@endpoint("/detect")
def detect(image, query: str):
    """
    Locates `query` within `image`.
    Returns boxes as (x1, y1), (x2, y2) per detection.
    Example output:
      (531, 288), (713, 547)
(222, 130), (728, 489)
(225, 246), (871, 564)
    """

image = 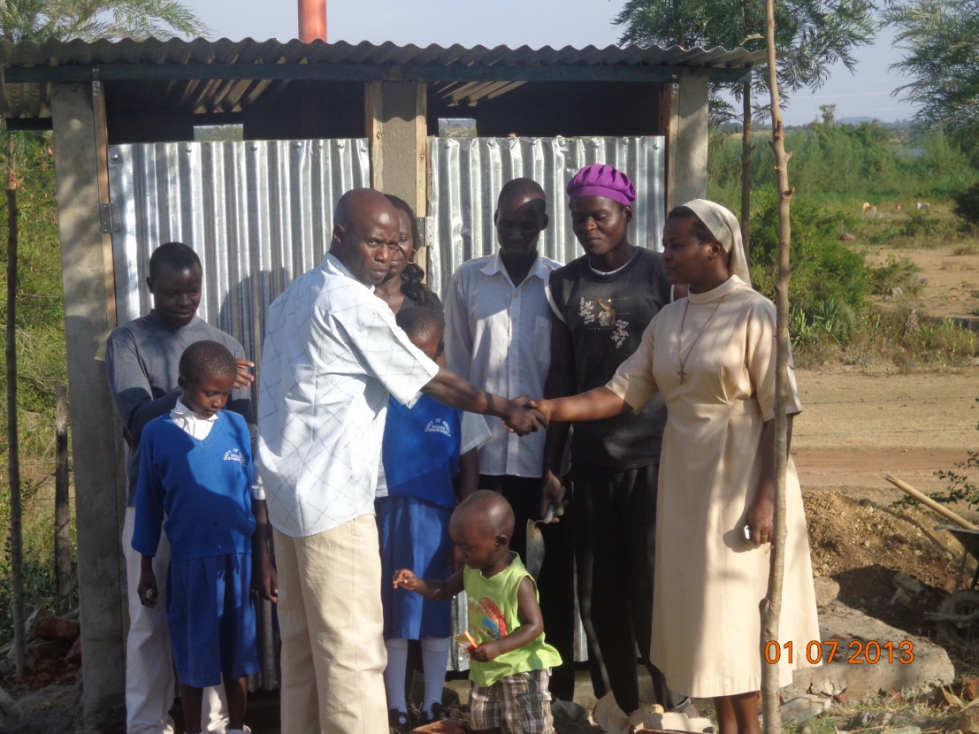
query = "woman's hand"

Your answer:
(746, 489), (774, 545)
